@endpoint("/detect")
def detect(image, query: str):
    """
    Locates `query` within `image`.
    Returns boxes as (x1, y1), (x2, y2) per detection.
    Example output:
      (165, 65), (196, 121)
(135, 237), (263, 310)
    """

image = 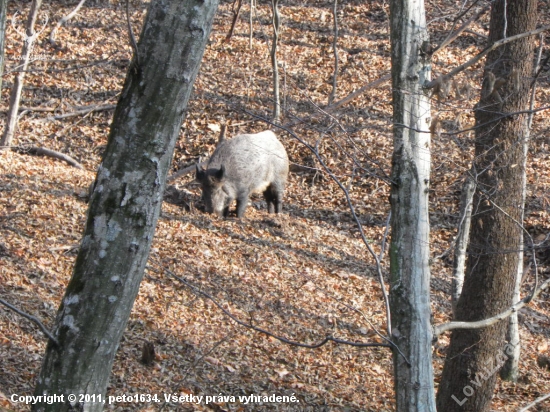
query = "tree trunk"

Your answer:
(328, 0), (338, 105)
(32, 1), (219, 410)
(451, 175), (475, 317)
(270, 0), (281, 121)
(0, 0), (43, 150)
(436, 1), (537, 410)
(388, 0), (436, 410)
(0, 0), (8, 98)
(501, 32), (543, 382)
